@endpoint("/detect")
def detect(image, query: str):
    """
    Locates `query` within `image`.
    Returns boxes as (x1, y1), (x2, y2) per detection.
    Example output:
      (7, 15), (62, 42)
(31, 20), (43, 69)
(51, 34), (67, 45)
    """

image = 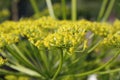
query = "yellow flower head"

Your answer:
(44, 23), (87, 54)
